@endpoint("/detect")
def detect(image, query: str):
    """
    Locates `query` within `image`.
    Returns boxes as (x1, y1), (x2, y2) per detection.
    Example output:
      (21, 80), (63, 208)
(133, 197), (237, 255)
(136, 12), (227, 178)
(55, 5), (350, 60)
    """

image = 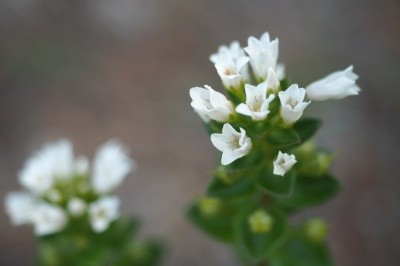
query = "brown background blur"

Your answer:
(1, 1), (399, 265)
